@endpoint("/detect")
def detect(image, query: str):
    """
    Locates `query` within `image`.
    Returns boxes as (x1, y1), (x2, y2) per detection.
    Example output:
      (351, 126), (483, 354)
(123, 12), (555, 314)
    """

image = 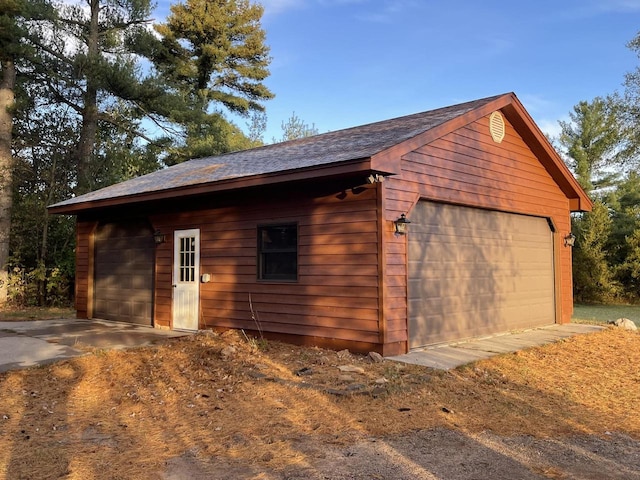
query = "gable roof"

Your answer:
(49, 93), (591, 214)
